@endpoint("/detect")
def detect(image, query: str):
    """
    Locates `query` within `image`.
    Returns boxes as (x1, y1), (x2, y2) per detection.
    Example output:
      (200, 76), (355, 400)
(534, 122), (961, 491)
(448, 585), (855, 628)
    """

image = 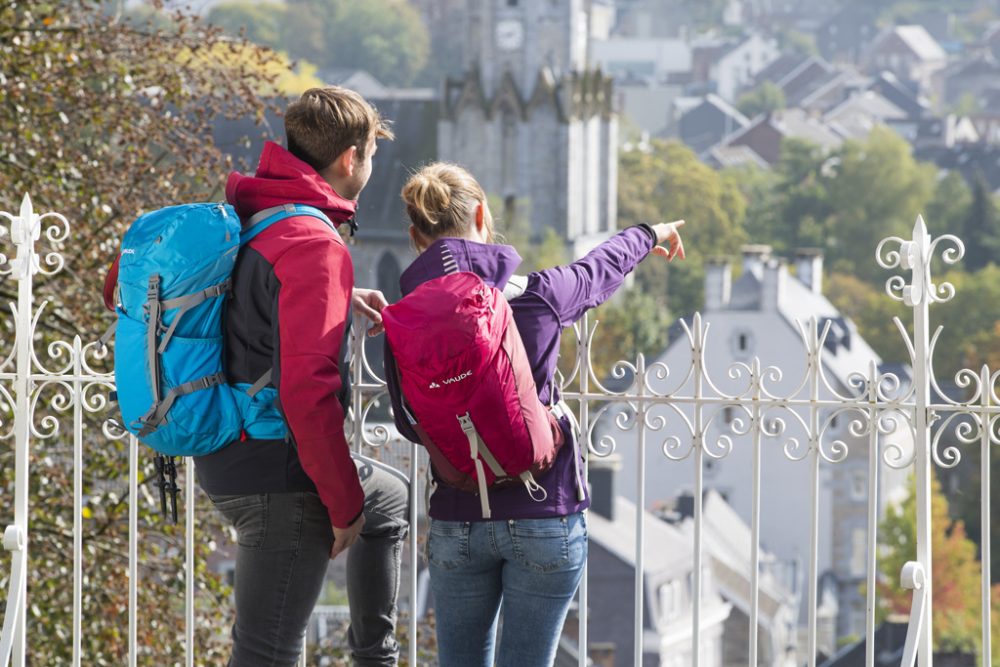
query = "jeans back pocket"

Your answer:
(211, 494), (269, 549)
(427, 520), (471, 570)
